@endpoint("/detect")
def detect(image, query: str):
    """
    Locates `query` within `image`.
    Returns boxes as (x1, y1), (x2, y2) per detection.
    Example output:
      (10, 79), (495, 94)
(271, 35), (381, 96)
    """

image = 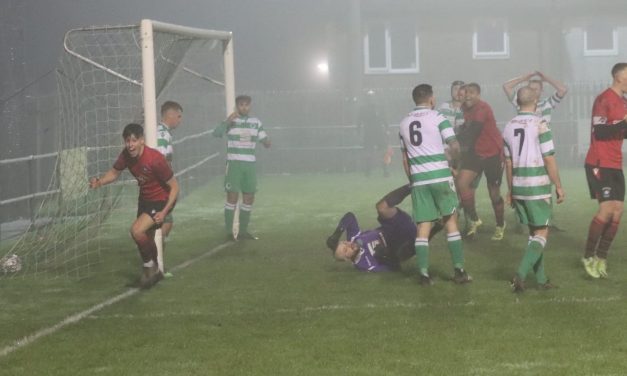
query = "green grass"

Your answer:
(2, 169), (627, 375)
